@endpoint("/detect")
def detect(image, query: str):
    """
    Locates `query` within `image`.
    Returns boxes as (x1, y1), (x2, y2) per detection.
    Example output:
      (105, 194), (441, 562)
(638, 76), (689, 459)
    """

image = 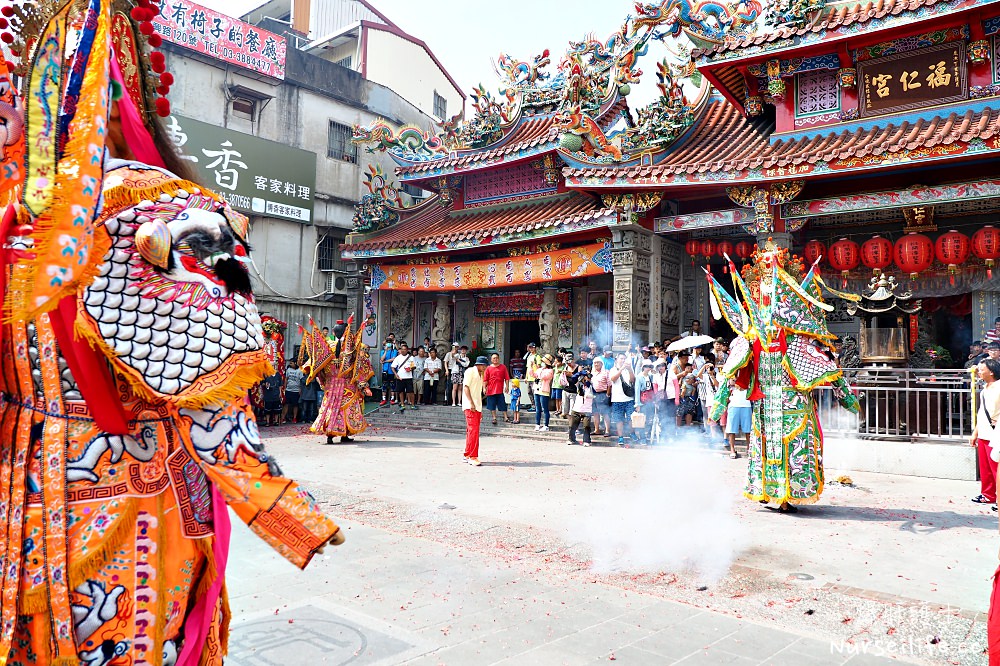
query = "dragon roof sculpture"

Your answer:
(350, 0), (759, 170)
